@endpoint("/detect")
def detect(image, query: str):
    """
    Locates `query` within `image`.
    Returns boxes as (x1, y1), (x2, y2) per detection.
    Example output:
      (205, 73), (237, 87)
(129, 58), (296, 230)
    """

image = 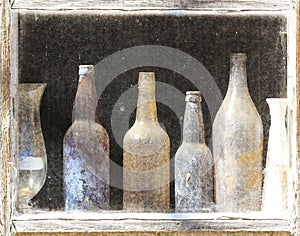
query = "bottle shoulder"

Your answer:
(212, 97), (263, 154)
(63, 120), (110, 163)
(175, 142), (212, 159)
(124, 122), (168, 141)
(64, 120), (109, 143)
(123, 122), (170, 156)
(214, 96), (262, 127)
